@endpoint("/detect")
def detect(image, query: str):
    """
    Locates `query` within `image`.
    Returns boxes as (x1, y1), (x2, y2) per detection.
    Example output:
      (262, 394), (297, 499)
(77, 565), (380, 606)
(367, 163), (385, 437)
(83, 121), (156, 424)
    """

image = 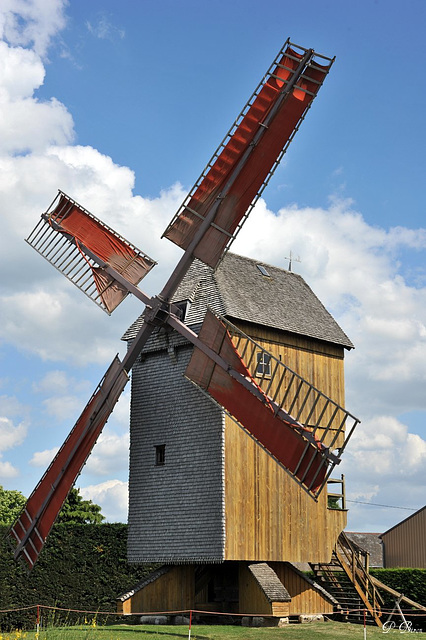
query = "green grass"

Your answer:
(0, 622), (402, 640)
